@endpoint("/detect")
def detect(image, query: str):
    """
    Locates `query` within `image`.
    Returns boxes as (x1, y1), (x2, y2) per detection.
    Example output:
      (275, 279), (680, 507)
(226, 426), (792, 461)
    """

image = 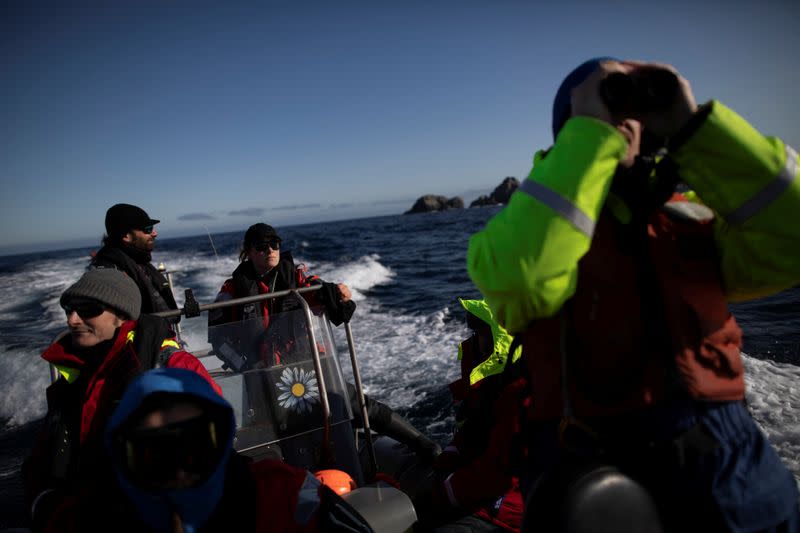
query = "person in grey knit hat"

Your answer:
(61, 269), (142, 320)
(58, 269), (142, 349)
(23, 270), (220, 529)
